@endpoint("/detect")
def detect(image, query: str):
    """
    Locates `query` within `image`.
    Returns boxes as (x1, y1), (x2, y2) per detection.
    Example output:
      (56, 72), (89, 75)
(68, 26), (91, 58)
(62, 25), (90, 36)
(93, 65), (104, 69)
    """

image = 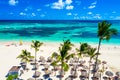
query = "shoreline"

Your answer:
(1, 40), (120, 46)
